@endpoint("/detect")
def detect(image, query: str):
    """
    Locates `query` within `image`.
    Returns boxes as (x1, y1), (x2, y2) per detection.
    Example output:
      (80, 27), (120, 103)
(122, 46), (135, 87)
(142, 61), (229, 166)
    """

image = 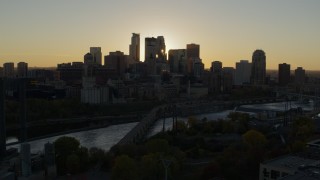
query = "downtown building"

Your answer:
(294, 67), (305, 85)
(90, 47), (102, 65)
(145, 36), (168, 75)
(129, 33), (140, 63)
(235, 60), (252, 85)
(104, 51), (129, 77)
(186, 43), (204, 78)
(168, 49), (187, 74)
(17, 62), (28, 78)
(3, 62), (15, 77)
(278, 63), (291, 86)
(251, 50), (266, 85)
